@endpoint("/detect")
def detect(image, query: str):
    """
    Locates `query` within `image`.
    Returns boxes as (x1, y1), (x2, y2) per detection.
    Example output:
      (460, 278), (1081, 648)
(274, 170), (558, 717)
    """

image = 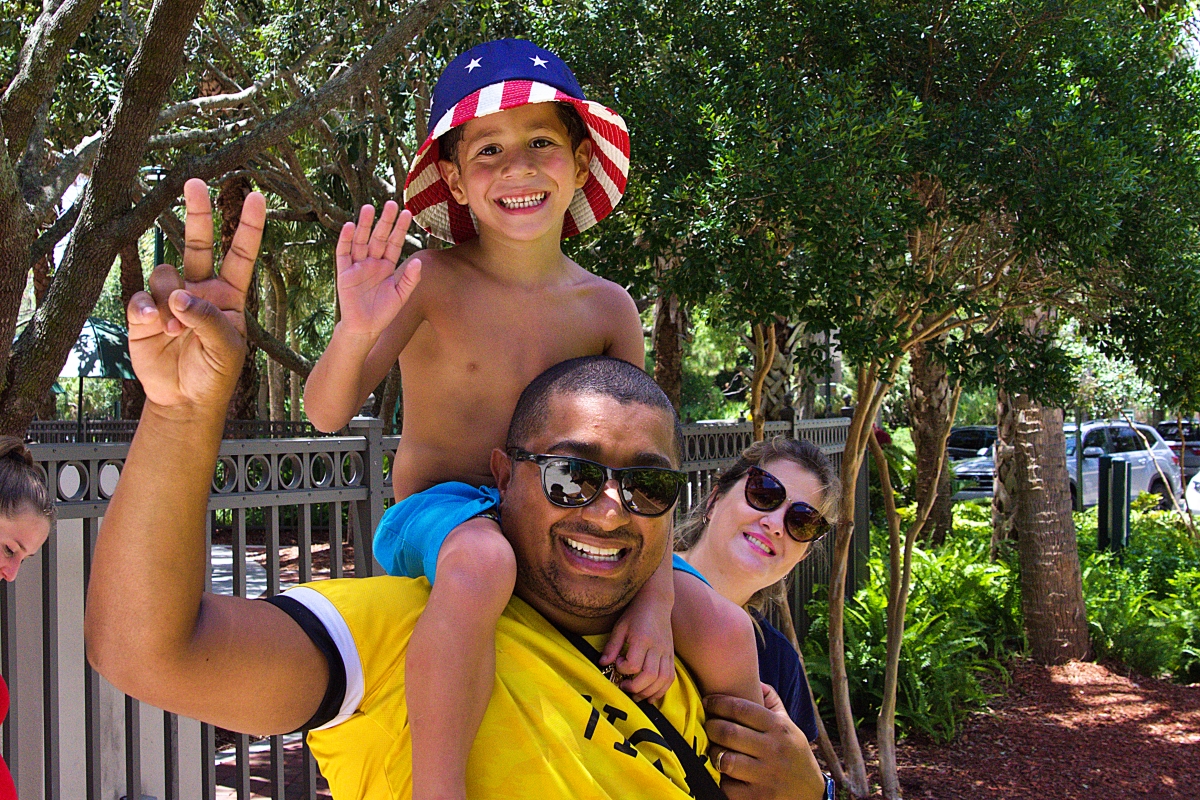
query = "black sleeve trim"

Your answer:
(263, 594), (347, 732)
